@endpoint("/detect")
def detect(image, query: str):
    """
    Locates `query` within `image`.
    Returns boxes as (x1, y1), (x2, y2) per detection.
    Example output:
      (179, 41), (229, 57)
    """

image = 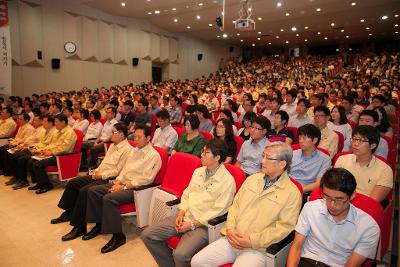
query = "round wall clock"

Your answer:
(64, 41), (77, 54)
